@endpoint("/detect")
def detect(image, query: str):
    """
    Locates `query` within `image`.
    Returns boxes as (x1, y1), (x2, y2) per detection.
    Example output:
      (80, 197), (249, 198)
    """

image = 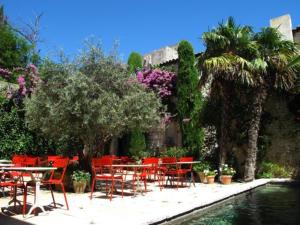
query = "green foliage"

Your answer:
(204, 169), (218, 176)
(193, 161), (211, 172)
(127, 52), (143, 74)
(0, 97), (60, 159)
(177, 40), (204, 157)
(257, 161), (292, 178)
(71, 170), (91, 182)
(160, 146), (186, 158)
(128, 129), (146, 158)
(0, 24), (32, 72)
(220, 164), (236, 176)
(25, 42), (161, 156)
